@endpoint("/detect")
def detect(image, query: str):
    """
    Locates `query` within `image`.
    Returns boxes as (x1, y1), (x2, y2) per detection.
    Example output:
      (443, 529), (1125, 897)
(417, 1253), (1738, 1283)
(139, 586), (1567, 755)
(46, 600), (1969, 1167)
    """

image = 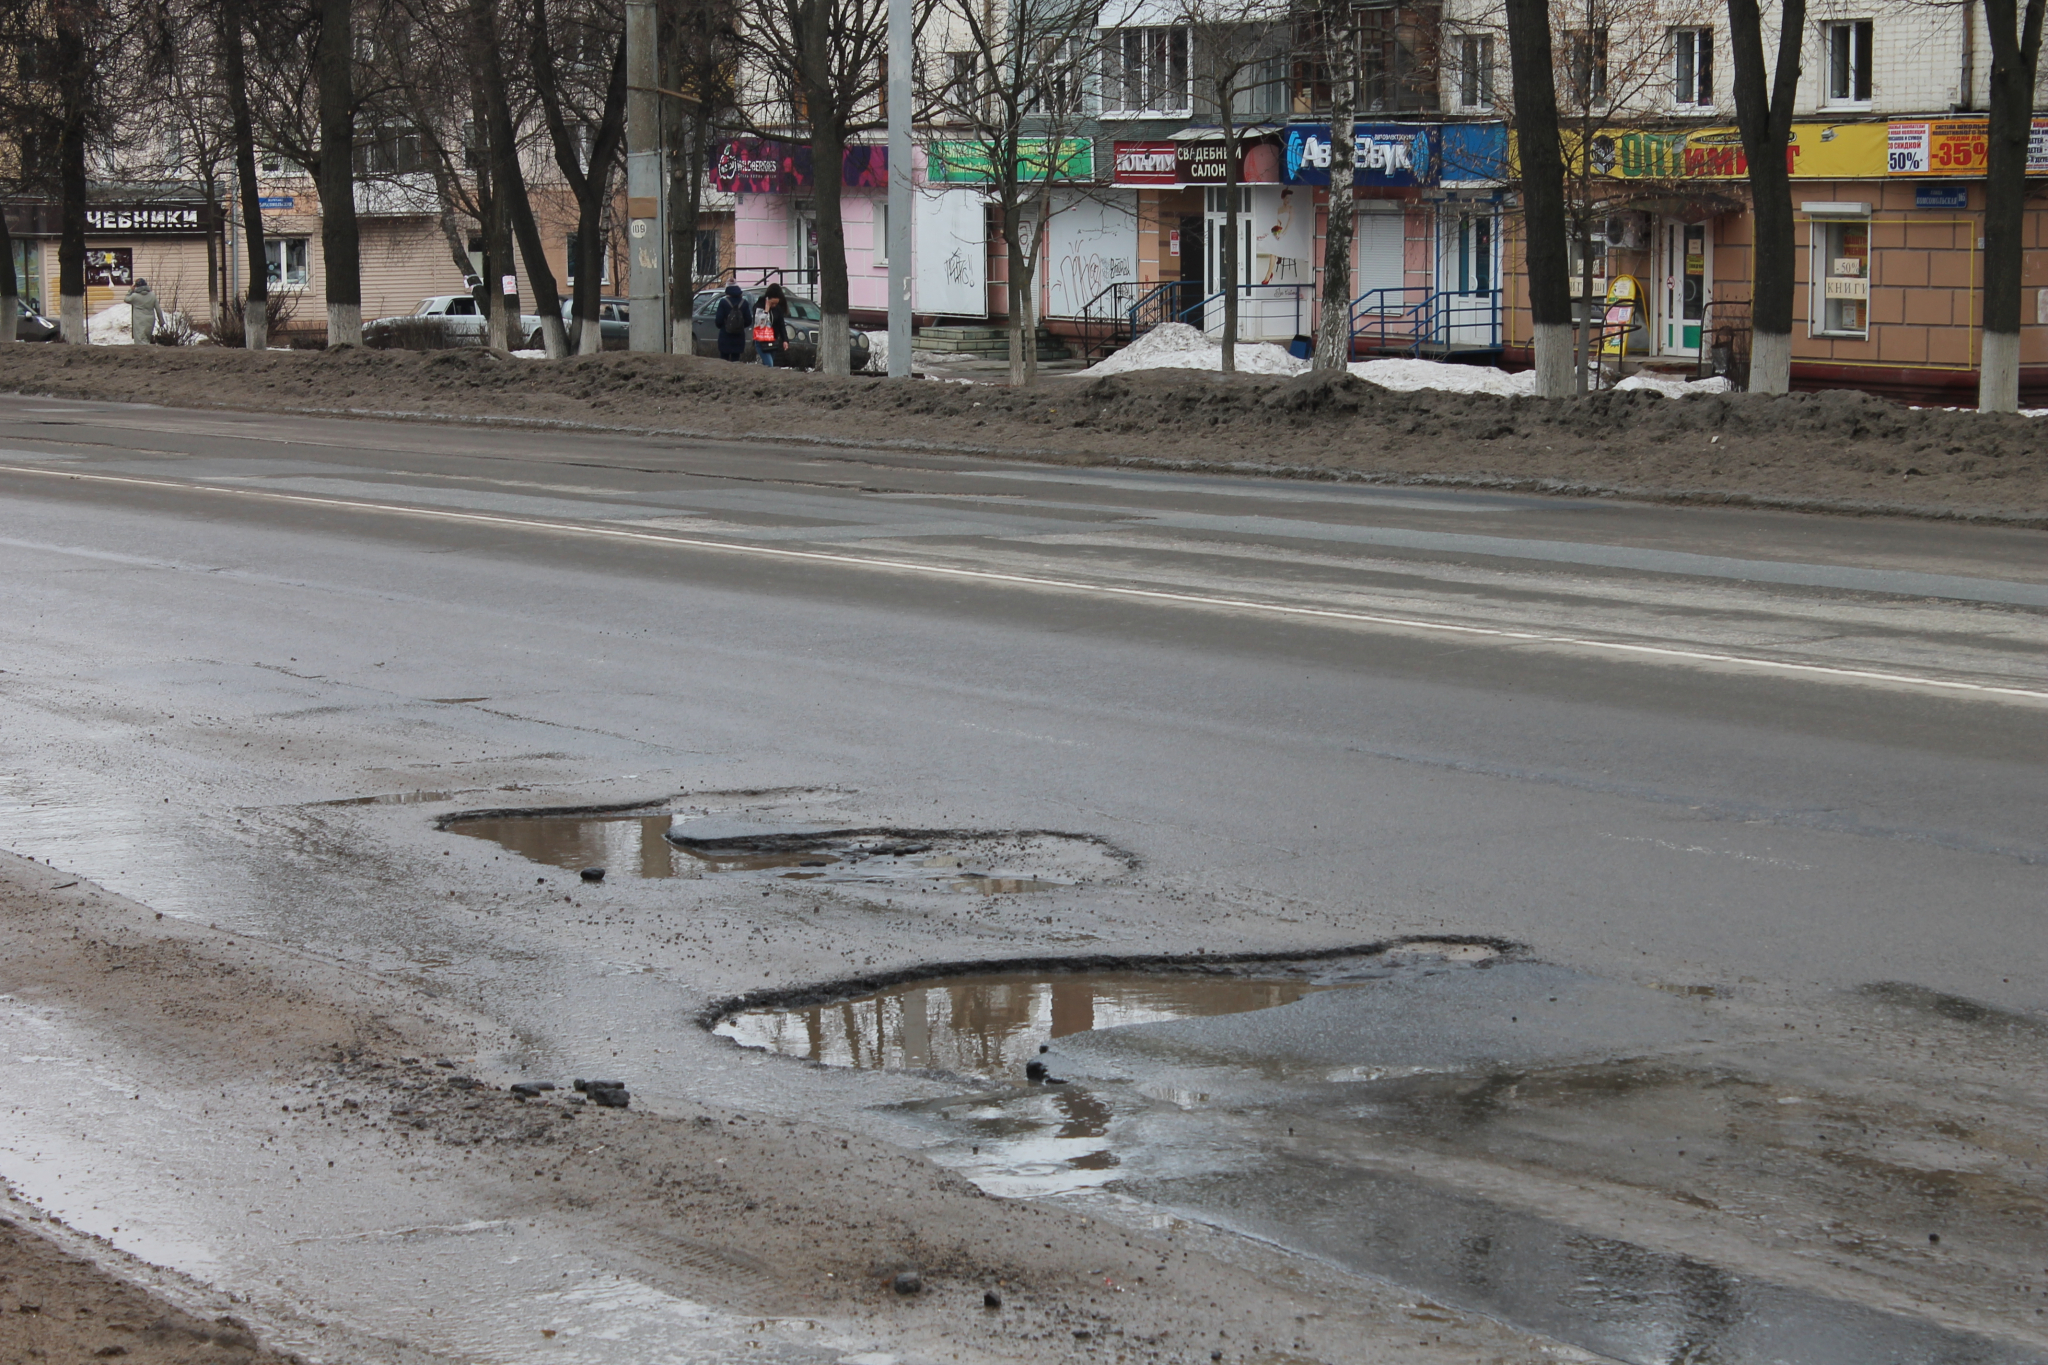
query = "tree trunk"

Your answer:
(1504, 0), (1571, 395)
(1980, 0), (2046, 411)
(222, 0), (270, 349)
(317, 0), (362, 345)
(1222, 121), (1239, 374)
(1727, 0), (1804, 394)
(1006, 195), (1027, 387)
(797, 0), (850, 374)
(667, 92), (706, 355)
(1312, 4), (1356, 371)
(473, 0), (569, 357)
(55, 14), (87, 343)
(0, 196), (16, 344)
